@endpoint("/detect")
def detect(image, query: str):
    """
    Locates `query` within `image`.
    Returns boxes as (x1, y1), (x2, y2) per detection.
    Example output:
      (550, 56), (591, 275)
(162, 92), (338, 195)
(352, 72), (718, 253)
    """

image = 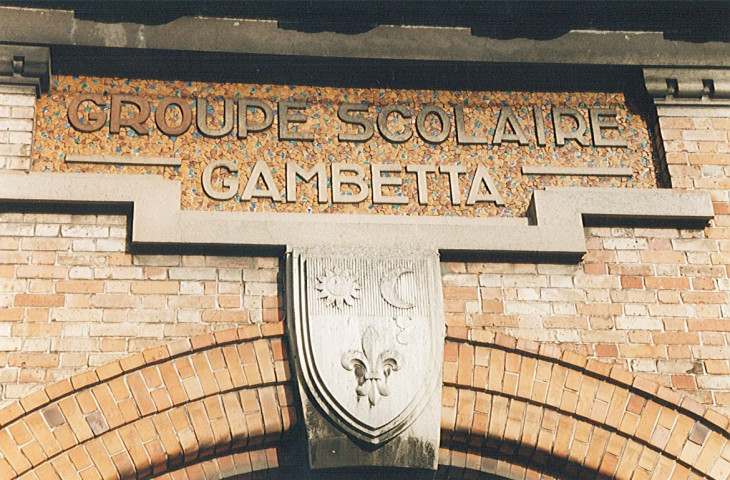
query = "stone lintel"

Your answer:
(0, 44), (50, 95)
(0, 172), (713, 260)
